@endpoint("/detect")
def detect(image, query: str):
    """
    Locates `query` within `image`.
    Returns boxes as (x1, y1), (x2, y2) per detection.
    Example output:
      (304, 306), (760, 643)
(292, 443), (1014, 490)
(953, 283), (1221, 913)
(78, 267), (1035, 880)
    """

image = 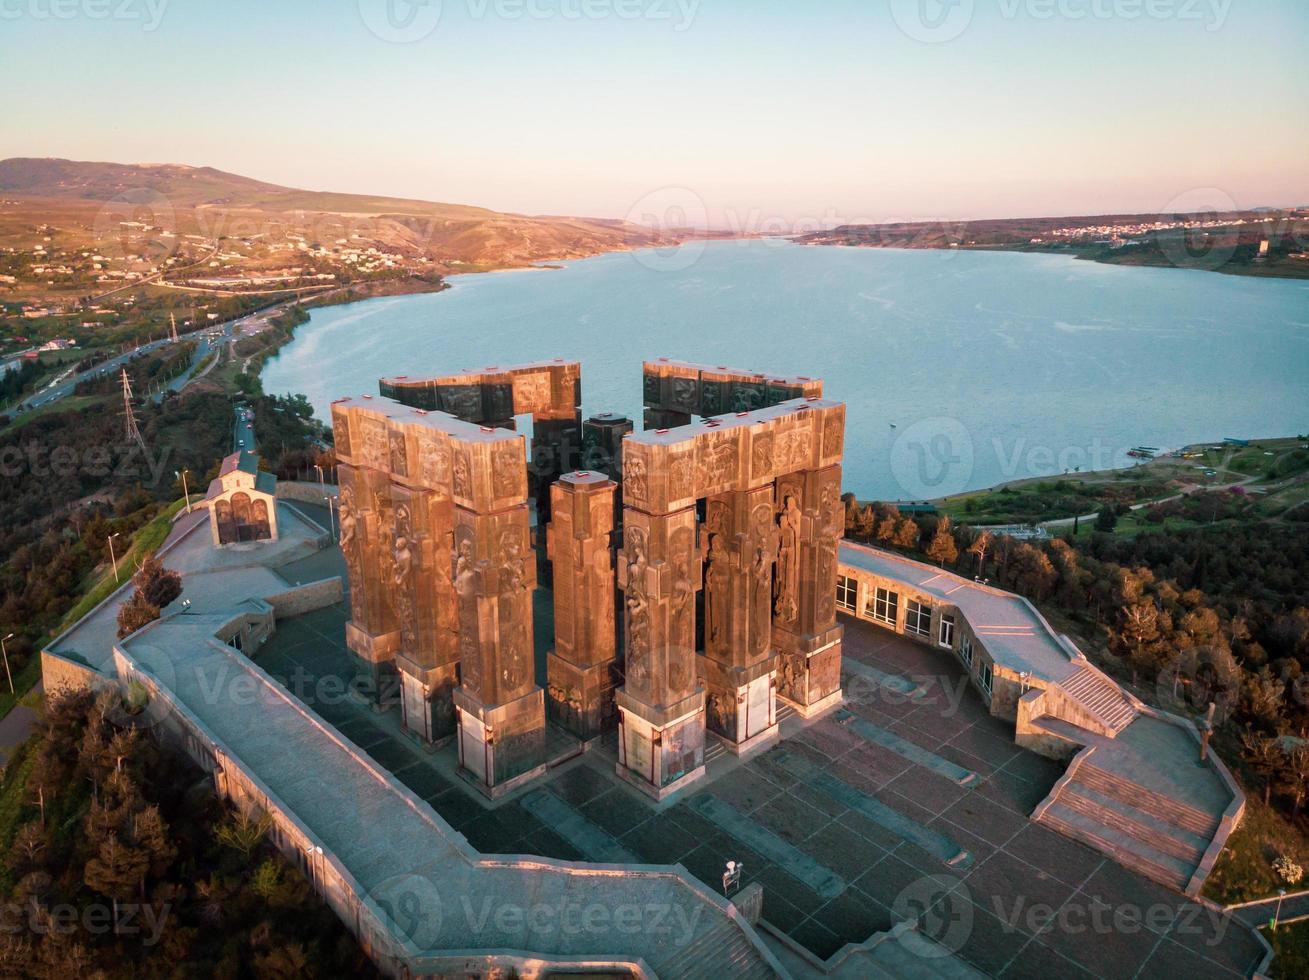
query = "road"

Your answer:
(234, 402), (256, 453)
(13, 300), (293, 413)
